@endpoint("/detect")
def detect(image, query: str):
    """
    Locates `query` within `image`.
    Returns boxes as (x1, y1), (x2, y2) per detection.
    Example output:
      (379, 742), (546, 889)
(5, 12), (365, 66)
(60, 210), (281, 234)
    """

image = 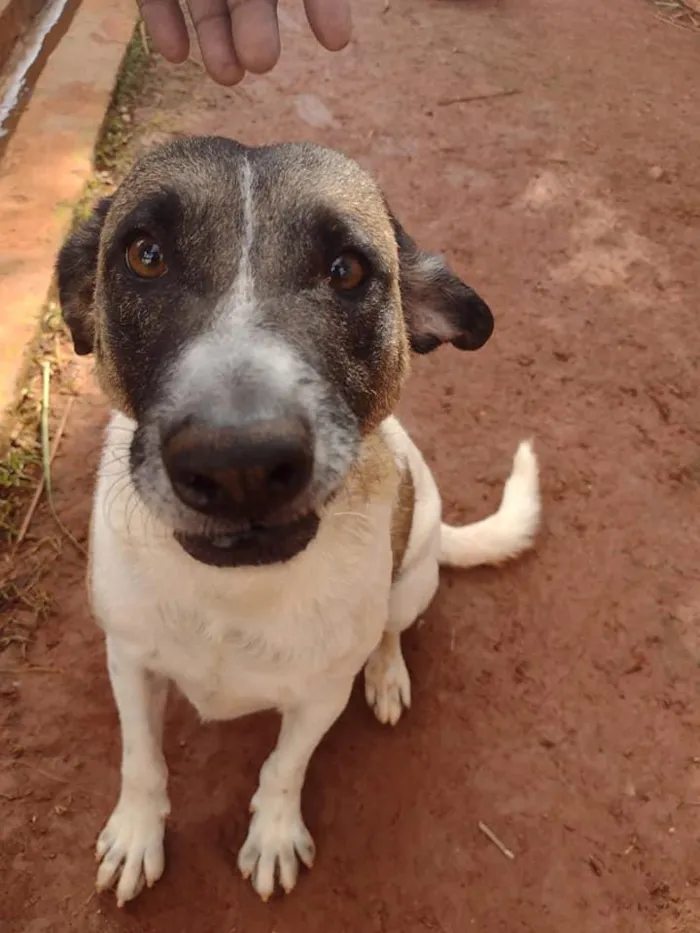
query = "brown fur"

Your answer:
(390, 462), (416, 580)
(340, 431), (415, 579)
(342, 430), (400, 511)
